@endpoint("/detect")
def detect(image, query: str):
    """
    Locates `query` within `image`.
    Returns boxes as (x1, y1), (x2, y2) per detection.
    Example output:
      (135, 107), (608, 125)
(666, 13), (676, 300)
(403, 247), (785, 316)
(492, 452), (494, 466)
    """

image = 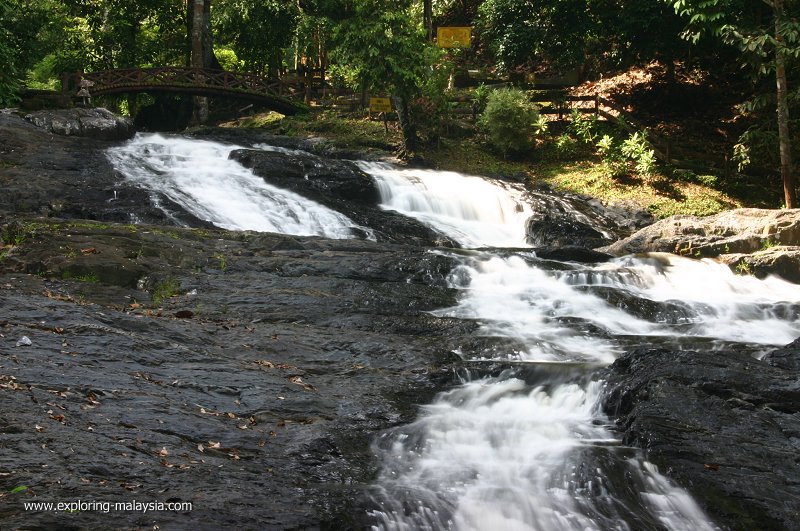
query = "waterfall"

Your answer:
(106, 136), (800, 529)
(106, 133), (365, 239)
(358, 162), (535, 248)
(362, 162), (800, 530)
